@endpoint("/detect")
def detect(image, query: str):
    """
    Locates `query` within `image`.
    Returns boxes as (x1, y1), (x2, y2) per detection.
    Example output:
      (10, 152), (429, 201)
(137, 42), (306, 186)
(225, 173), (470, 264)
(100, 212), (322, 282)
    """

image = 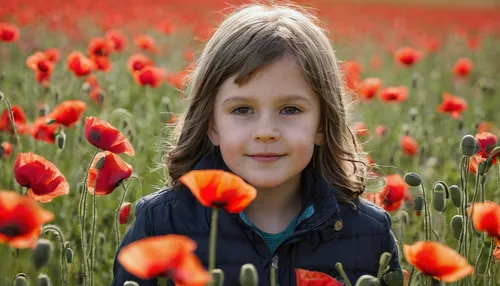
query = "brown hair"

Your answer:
(163, 2), (366, 202)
